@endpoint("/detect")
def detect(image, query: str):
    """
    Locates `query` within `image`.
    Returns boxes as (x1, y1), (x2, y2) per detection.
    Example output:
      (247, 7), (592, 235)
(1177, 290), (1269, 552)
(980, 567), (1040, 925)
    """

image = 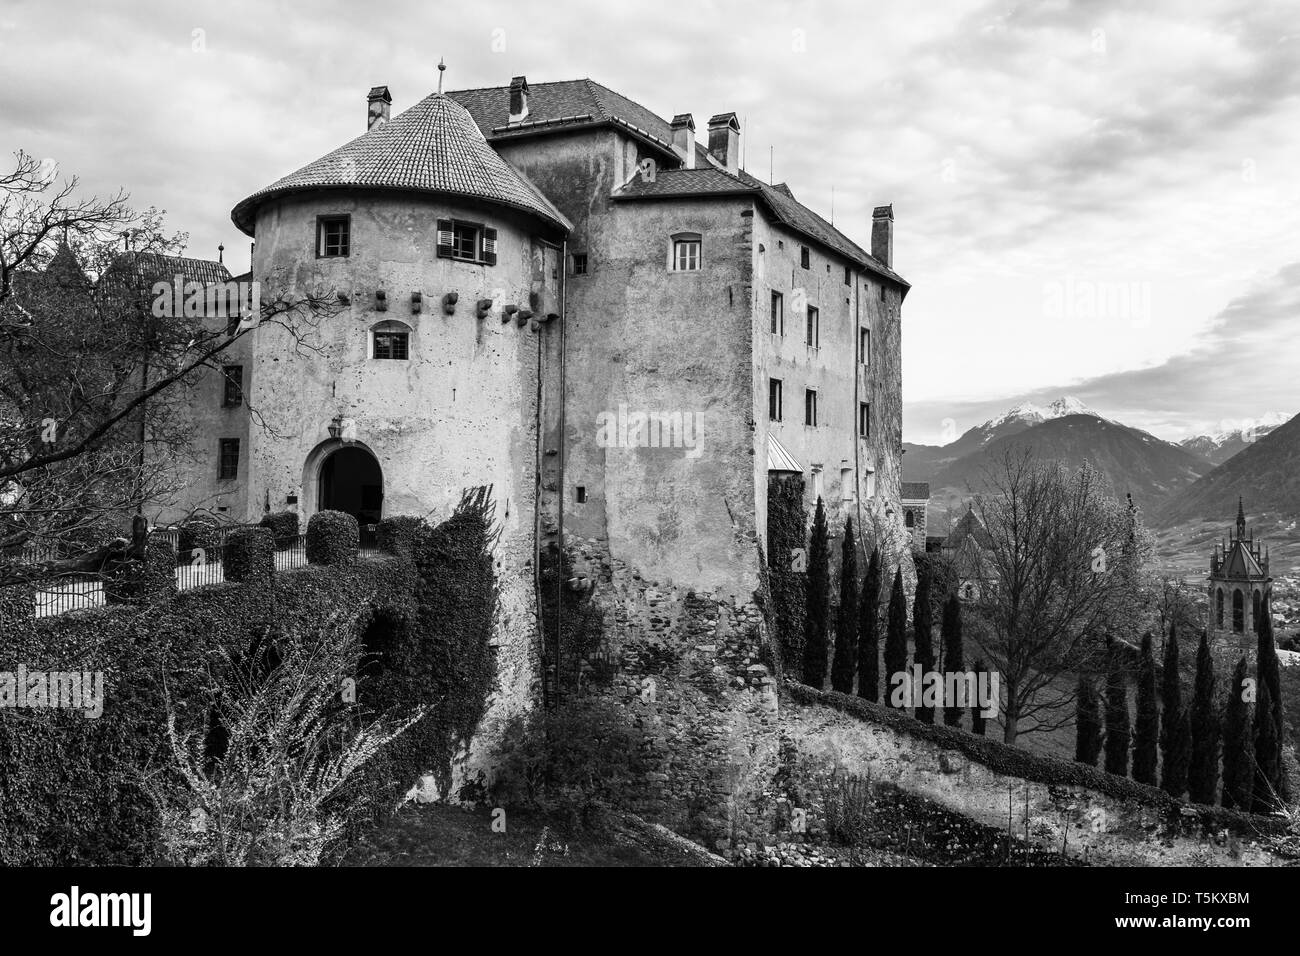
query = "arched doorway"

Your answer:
(319, 446), (383, 547)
